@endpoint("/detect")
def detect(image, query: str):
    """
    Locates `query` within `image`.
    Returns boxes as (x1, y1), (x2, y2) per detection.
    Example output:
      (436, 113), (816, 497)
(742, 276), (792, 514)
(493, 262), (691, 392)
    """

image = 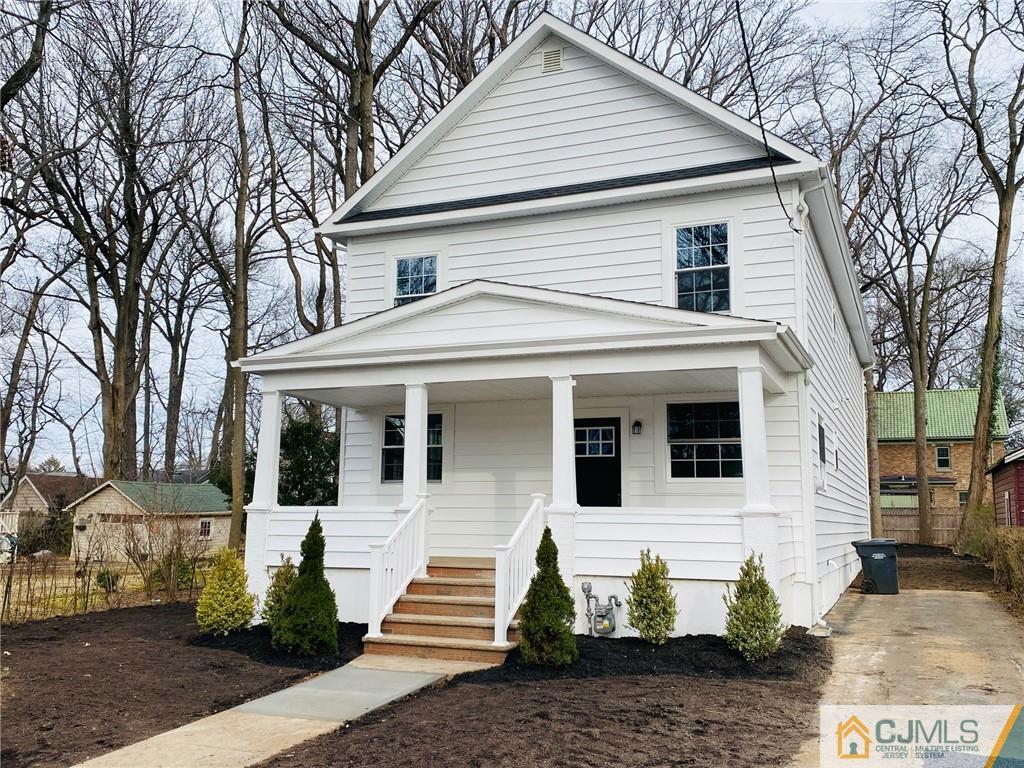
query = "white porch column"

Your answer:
(548, 375), (578, 594)
(401, 383), (429, 509)
(737, 366), (780, 587)
(245, 388), (283, 608)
